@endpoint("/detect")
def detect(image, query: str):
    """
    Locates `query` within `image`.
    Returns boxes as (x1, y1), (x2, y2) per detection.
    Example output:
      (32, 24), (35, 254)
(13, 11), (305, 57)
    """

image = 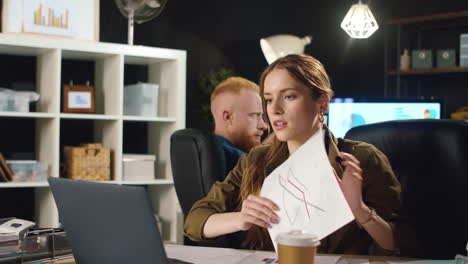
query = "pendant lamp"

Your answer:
(340, 0), (379, 39)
